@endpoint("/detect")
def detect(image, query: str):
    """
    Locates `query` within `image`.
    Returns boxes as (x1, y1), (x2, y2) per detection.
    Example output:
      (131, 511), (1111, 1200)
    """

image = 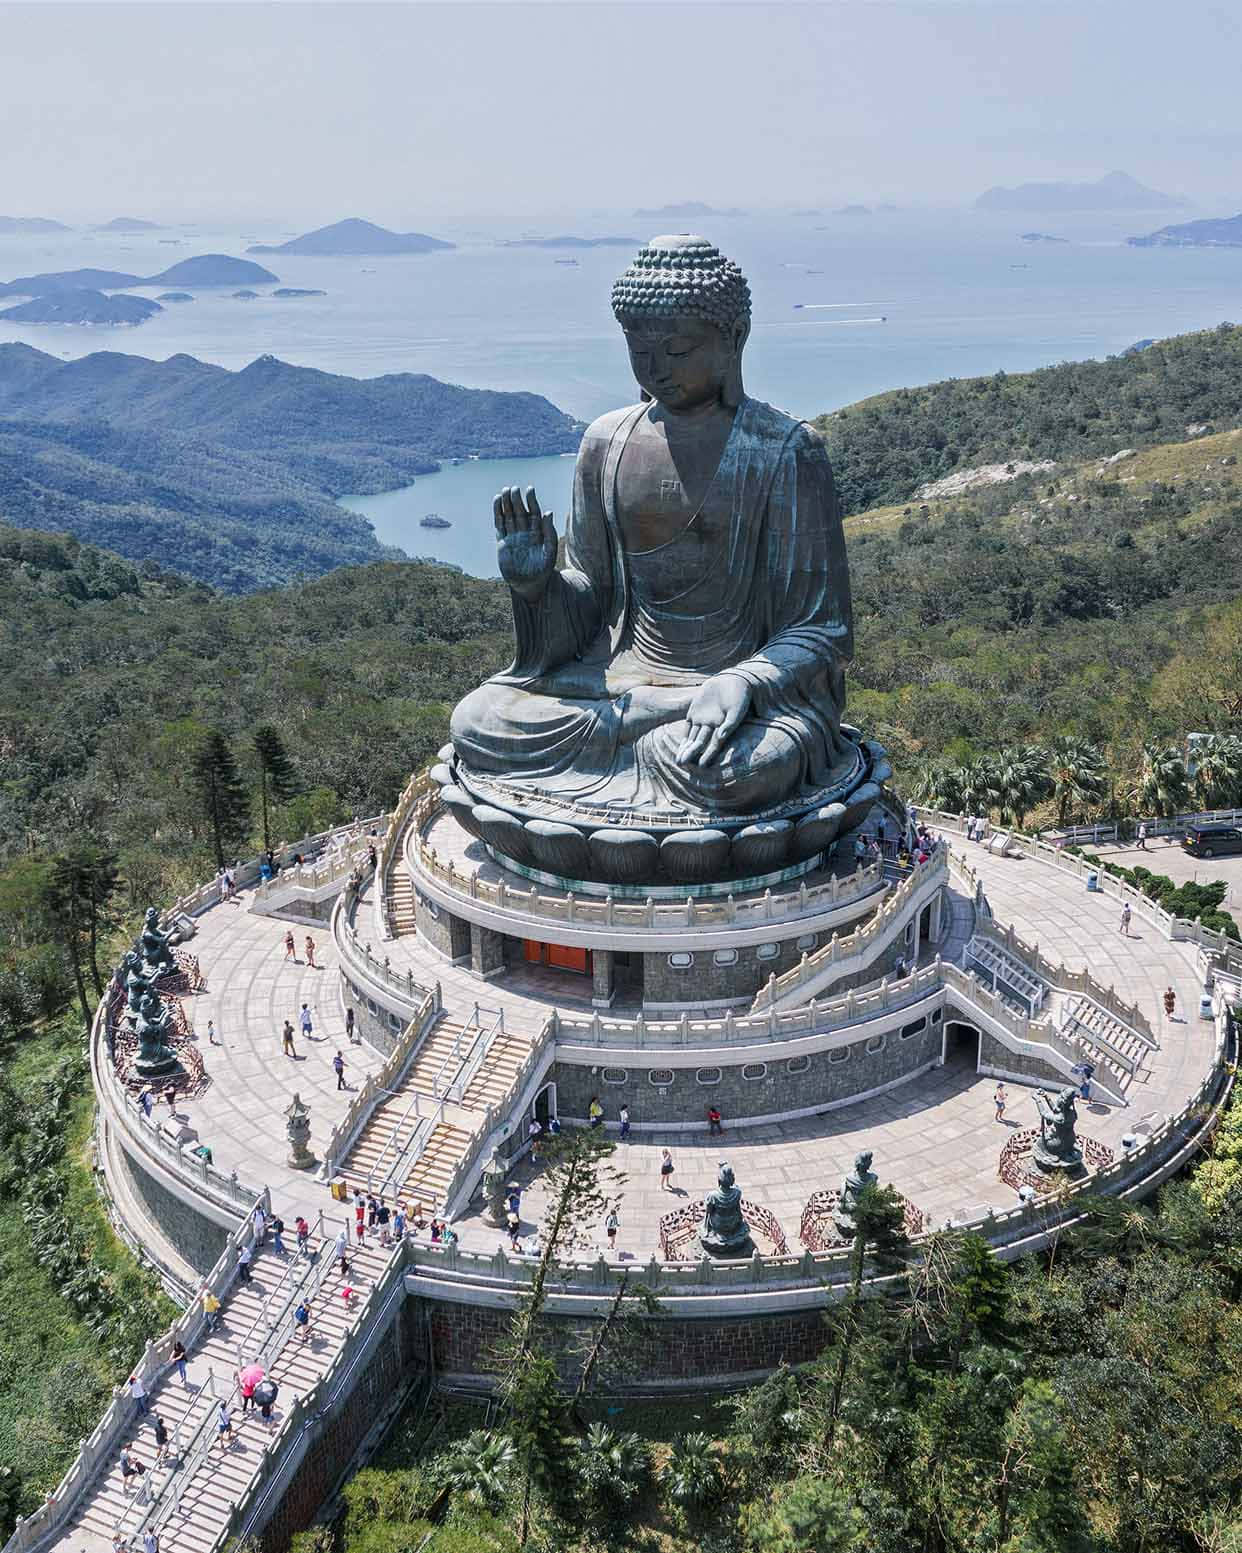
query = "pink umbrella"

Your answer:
(238, 1364), (264, 1394)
